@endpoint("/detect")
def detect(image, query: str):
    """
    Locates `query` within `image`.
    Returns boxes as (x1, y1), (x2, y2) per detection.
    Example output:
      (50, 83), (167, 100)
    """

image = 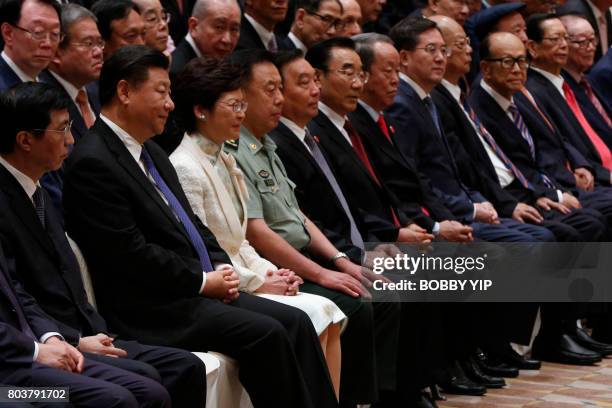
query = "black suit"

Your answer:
(0, 244), (172, 408)
(160, 0), (196, 44)
(308, 110), (409, 242)
(169, 39), (197, 78)
(0, 55), (22, 91)
(0, 164), (207, 408)
(526, 68), (611, 185)
(63, 119), (337, 408)
(235, 15), (291, 51)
